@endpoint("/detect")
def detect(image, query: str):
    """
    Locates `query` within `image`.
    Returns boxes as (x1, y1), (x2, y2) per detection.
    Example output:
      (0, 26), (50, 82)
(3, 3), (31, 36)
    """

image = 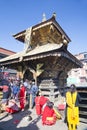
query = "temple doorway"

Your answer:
(23, 69), (33, 81)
